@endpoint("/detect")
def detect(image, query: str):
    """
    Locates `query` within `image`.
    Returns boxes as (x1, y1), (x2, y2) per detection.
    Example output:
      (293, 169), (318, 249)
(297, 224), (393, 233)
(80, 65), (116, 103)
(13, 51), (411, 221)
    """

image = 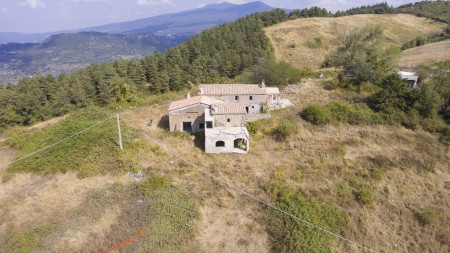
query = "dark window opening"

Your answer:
(245, 106), (249, 113)
(182, 122), (192, 133)
(250, 96), (253, 100)
(251, 106), (255, 109)
(227, 118), (230, 123)
(206, 121), (213, 128)
(199, 123), (205, 129)
(235, 96), (239, 101)
(216, 141), (225, 147)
